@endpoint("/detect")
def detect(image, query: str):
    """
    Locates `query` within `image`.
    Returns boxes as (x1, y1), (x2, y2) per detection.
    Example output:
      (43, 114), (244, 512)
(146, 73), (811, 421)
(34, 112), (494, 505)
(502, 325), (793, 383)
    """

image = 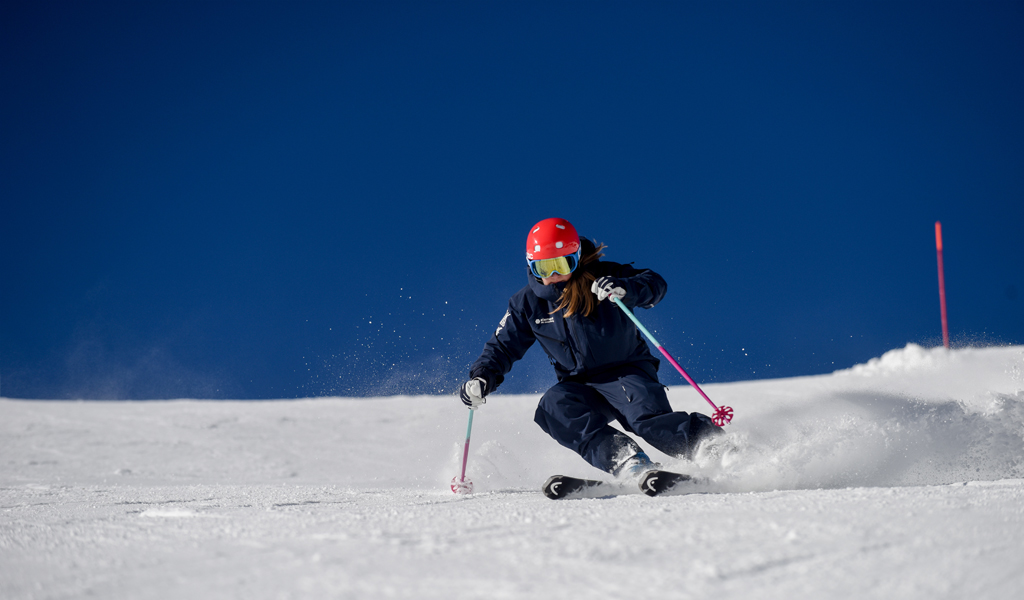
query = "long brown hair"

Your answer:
(552, 240), (607, 318)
